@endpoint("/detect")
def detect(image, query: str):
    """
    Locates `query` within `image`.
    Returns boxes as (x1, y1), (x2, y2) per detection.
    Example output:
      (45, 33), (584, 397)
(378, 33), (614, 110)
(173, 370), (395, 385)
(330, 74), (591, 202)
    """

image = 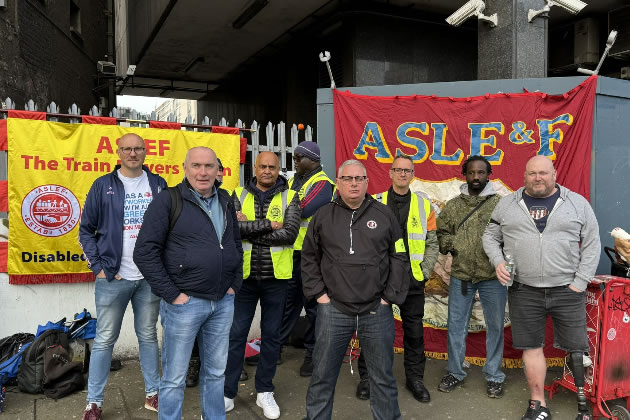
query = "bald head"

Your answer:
(524, 156), (557, 198)
(183, 147), (218, 196)
(255, 152), (280, 191)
